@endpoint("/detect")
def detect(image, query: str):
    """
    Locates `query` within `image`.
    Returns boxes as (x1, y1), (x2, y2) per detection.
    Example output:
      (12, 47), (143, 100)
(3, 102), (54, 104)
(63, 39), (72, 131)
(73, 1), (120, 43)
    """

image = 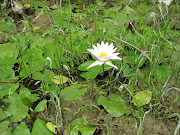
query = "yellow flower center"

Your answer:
(98, 52), (108, 57)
